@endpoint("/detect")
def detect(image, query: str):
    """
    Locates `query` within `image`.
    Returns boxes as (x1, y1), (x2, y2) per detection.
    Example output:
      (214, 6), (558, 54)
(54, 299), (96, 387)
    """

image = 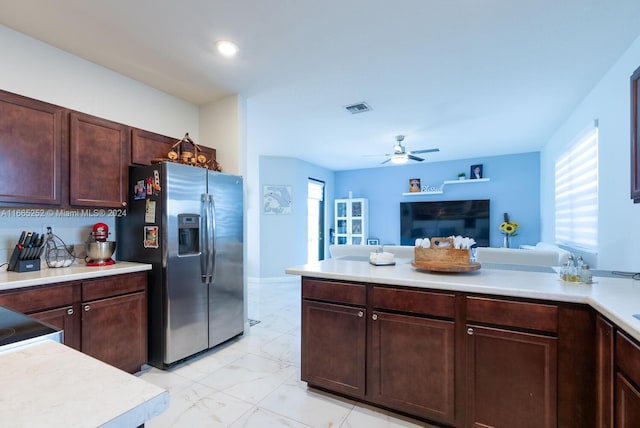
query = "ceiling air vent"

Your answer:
(344, 102), (371, 114)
